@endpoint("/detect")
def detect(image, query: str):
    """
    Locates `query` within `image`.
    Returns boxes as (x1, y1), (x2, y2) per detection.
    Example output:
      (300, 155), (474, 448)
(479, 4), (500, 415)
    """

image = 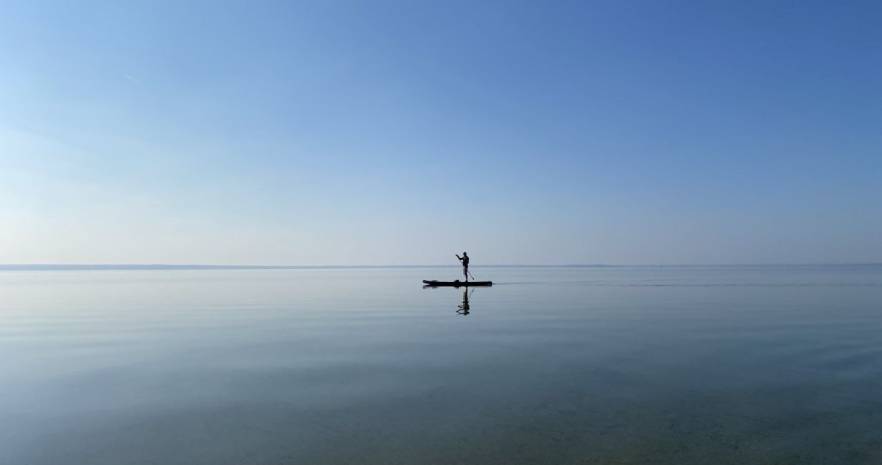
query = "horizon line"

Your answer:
(1, 263), (881, 271)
